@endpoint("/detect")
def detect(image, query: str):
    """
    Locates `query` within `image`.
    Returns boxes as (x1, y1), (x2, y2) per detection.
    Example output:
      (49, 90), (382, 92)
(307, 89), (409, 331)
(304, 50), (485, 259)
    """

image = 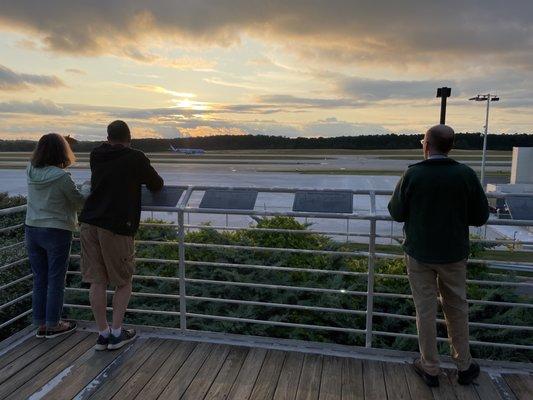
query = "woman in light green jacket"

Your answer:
(25, 133), (86, 338)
